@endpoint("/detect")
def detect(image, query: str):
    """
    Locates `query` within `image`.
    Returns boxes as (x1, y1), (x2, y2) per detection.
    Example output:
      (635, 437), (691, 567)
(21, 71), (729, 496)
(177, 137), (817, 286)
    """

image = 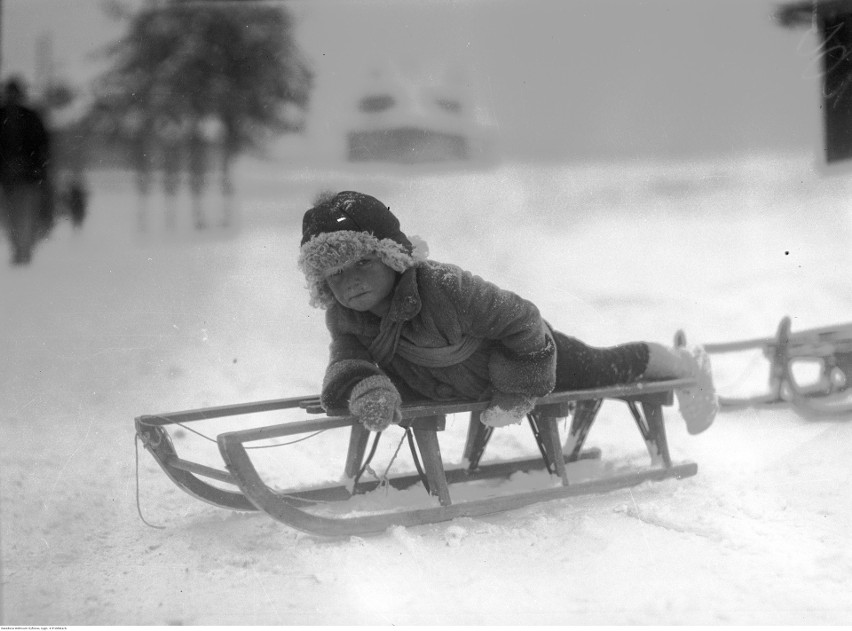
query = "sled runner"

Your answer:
(705, 316), (852, 419)
(136, 378), (698, 536)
